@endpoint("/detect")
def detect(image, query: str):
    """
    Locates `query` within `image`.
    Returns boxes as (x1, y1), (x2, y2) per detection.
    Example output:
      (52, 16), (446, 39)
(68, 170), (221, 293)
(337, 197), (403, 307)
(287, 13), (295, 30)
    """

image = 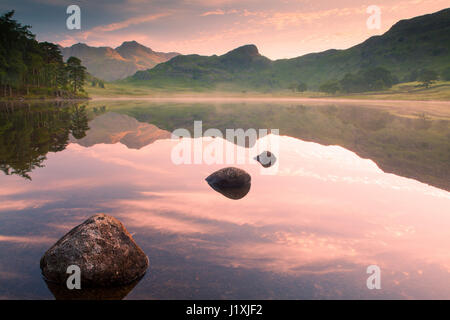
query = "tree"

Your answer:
(66, 56), (86, 93)
(338, 67), (394, 93)
(319, 80), (340, 94)
(0, 11), (86, 97)
(339, 73), (365, 93)
(361, 67), (394, 91)
(418, 69), (438, 88)
(297, 82), (307, 92)
(406, 70), (419, 82)
(288, 81), (307, 92)
(441, 67), (450, 81)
